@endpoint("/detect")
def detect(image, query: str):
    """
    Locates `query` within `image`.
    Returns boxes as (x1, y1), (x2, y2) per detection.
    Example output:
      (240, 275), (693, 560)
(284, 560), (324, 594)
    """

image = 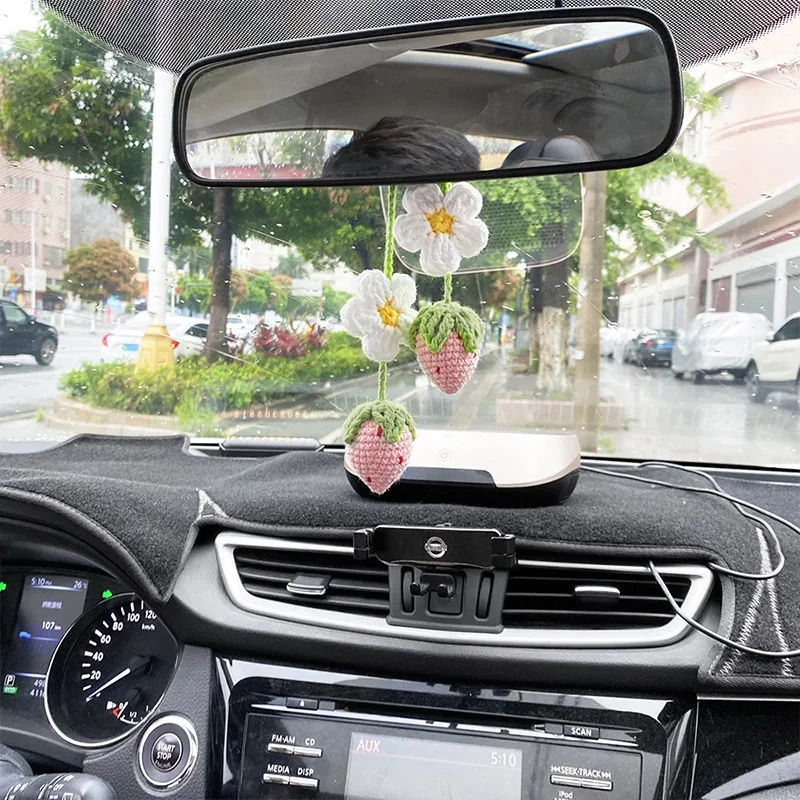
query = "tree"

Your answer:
(62, 239), (138, 303)
(322, 284), (351, 319)
(276, 250), (309, 279)
(0, 15), (275, 360)
(238, 272), (274, 314)
(176, 274), (211, 315)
